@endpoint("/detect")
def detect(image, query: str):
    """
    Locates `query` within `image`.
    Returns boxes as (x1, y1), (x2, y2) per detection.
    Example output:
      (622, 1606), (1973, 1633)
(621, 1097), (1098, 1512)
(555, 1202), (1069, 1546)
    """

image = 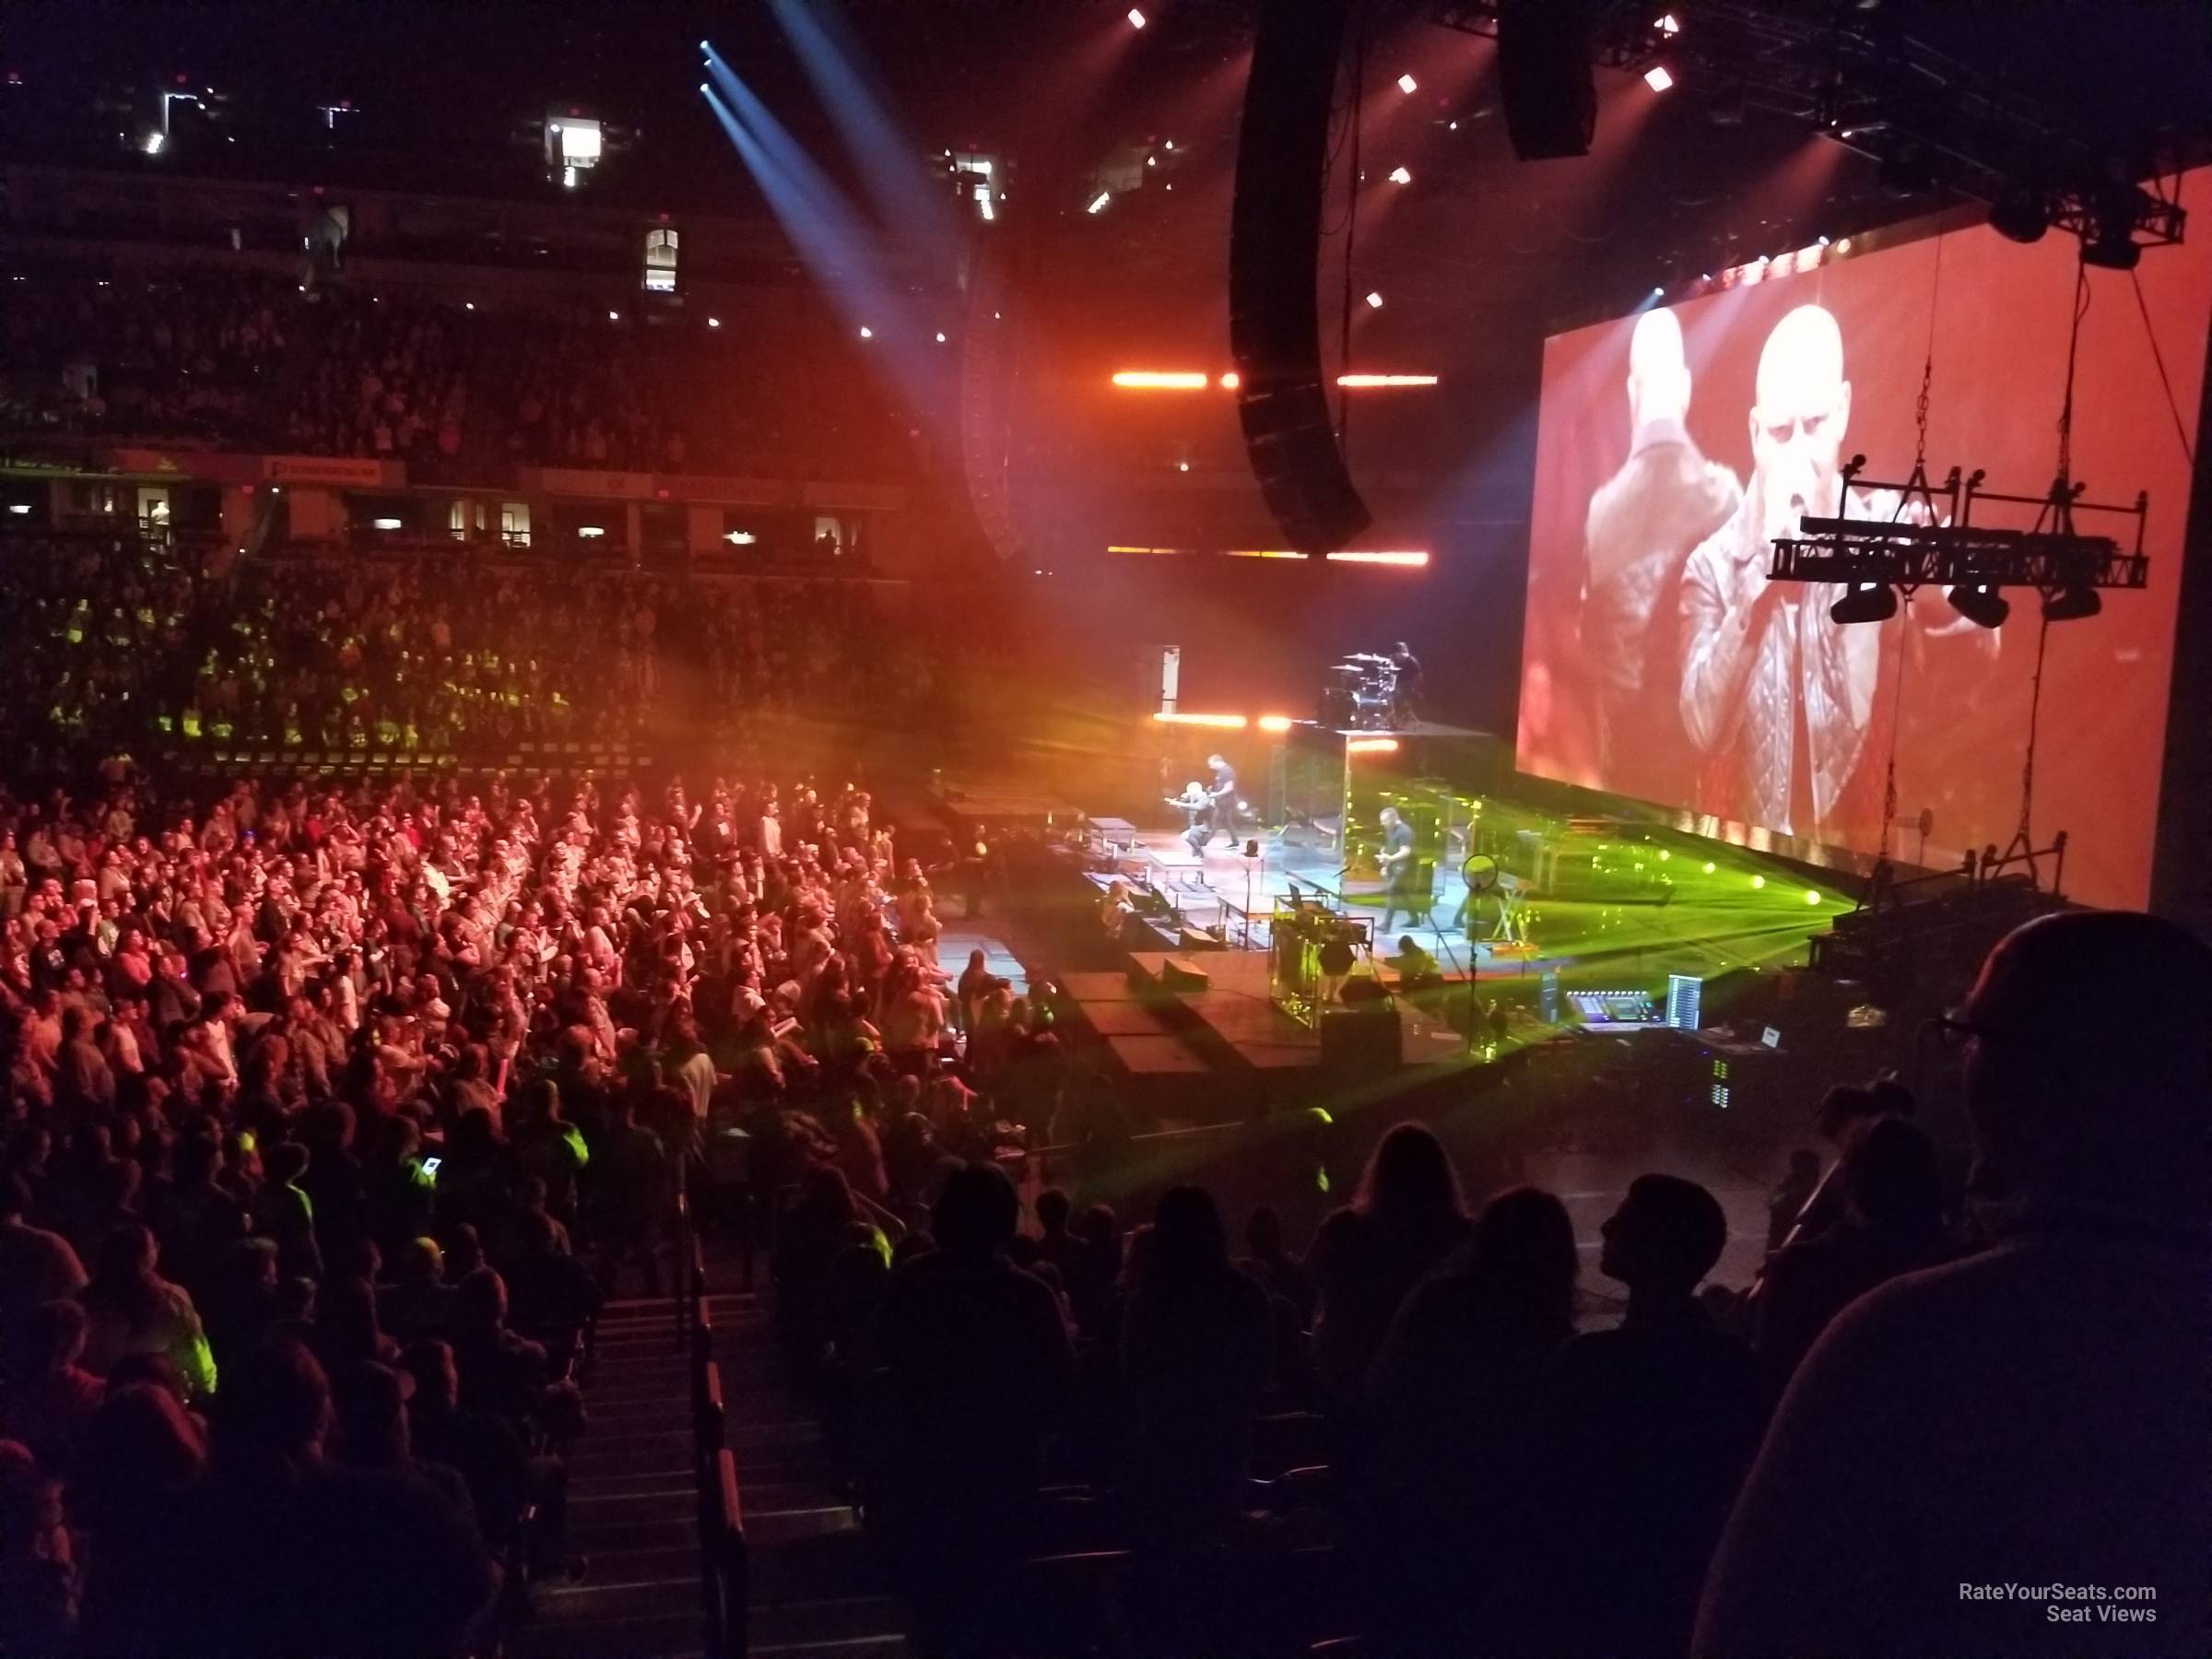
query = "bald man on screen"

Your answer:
(1679, 304), (1884, 841)
(1581, 306), (1741, 804)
